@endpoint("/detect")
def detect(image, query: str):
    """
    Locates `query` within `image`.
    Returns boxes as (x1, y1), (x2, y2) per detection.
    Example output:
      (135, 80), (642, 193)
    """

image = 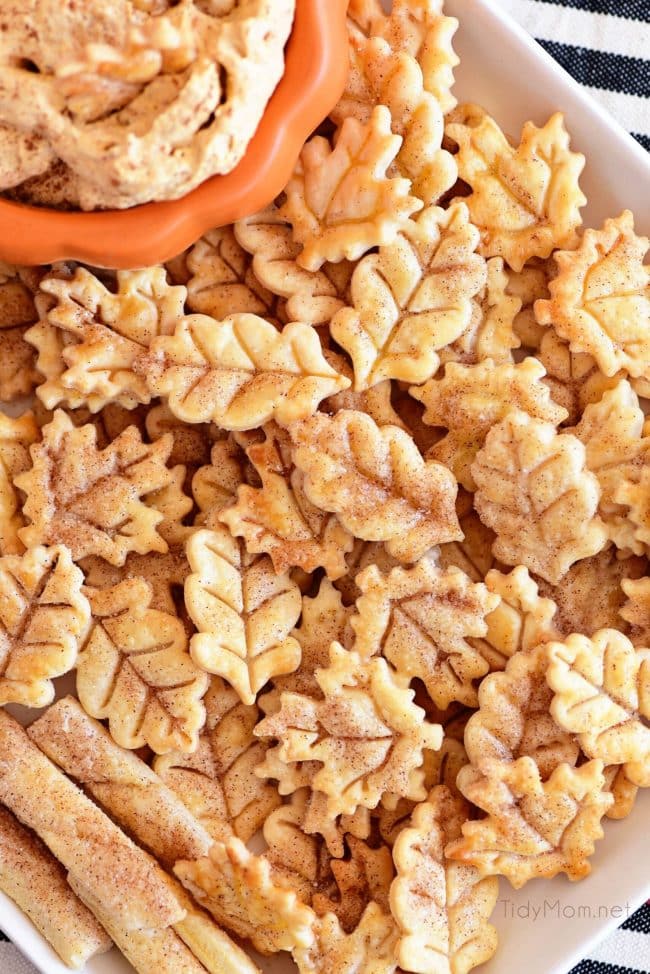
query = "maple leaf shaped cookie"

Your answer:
(144, 313), (349, 430)
(185, 528), (302, 706)
(0, 263), (39, 401)
(154, 676), (280, 843)
(290, 410), (461, 563)
(235, 204), (355, 325)
(352, 559), (499, 708)
(412, 357), (568, 490)
(77, 578), (208, 754)
(0, 545), (90, 707)
(26, 266), (186, 412)
(447, 112), (585, 271)
(463, 642), (578, 782)
(572, 380), (650, 553)
(536, 211), (650, 379)
(331, 203), (486, 389)
(391, 785), (499, 974)
(332, 36), (457, 206)
(15, 410), (173, 566)
(282, 105), (423, 272)
(220, 424), (353, 580)
(0, 411), (39, 556)
(255, 643), (443, 817)
(472, 412), (607, 584)
(538, 329), (619, 427)
(547, 630), (650, 778)
(185, 227), (282, 324)
(469, 565), (559, 672)
(175, 837), (316, 955)
(447, 757), (612, 887)
(293, 902), (398, 974)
